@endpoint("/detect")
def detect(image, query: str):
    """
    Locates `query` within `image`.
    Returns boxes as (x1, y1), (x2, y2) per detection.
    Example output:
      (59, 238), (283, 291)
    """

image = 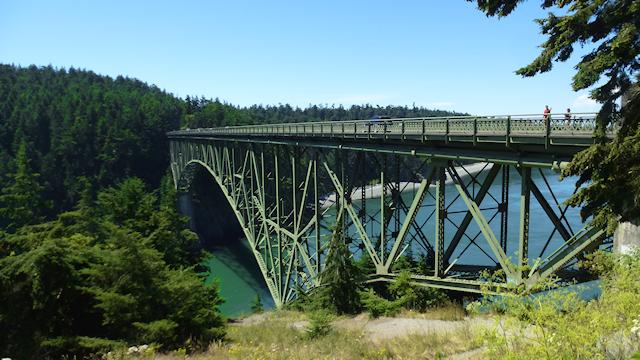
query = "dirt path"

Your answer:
(237, 312), (495, 342)
(332, 314), (494, 342)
